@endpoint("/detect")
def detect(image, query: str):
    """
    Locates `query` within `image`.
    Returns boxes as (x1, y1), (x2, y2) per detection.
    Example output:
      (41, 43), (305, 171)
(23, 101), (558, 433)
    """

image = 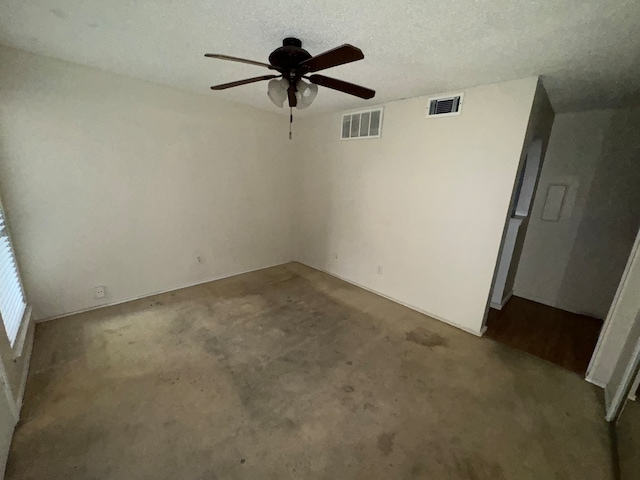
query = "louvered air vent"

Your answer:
(426, 94), (463, 118)
(341, 107), (383, 139)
